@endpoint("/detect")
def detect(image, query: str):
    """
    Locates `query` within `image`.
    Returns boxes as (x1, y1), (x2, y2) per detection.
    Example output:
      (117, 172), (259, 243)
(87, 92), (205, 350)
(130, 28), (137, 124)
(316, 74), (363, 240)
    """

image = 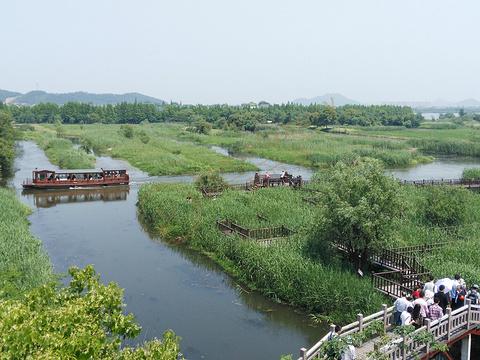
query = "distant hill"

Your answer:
(0, 89), (22, 102)
(1, 90), (165, 105)
(293, 93), (359, 106)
